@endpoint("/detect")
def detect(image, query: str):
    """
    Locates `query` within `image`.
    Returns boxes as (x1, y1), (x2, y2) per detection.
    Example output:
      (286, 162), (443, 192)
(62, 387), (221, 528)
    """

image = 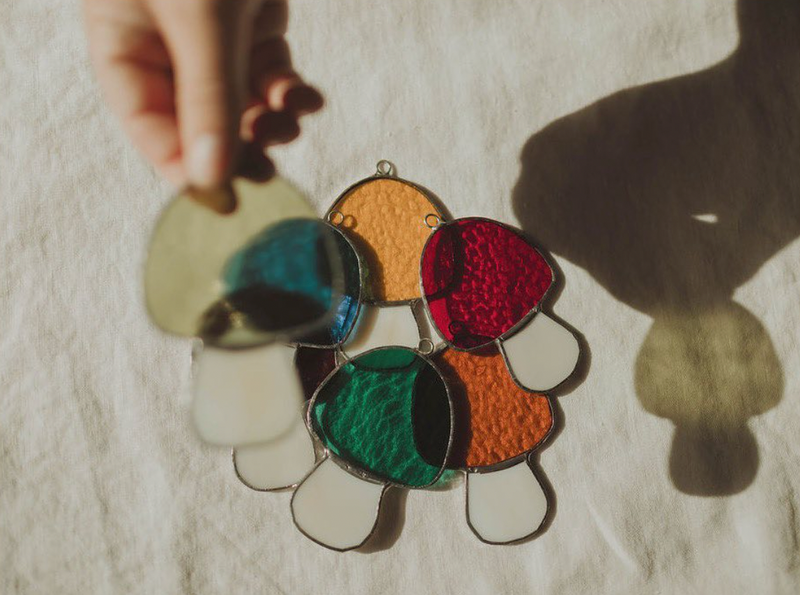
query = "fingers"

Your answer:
(283, 84), (324, 116)
(250, 37), (324, 114)
(248, 0), (321, 113)
(248, 36), (323, 153)
(149, 0), (253, 189)
(238, 141), (275, 181)
(84, 0), (323, 187)
(84, 11), (186, 185)
(252, 110), (300, 145)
